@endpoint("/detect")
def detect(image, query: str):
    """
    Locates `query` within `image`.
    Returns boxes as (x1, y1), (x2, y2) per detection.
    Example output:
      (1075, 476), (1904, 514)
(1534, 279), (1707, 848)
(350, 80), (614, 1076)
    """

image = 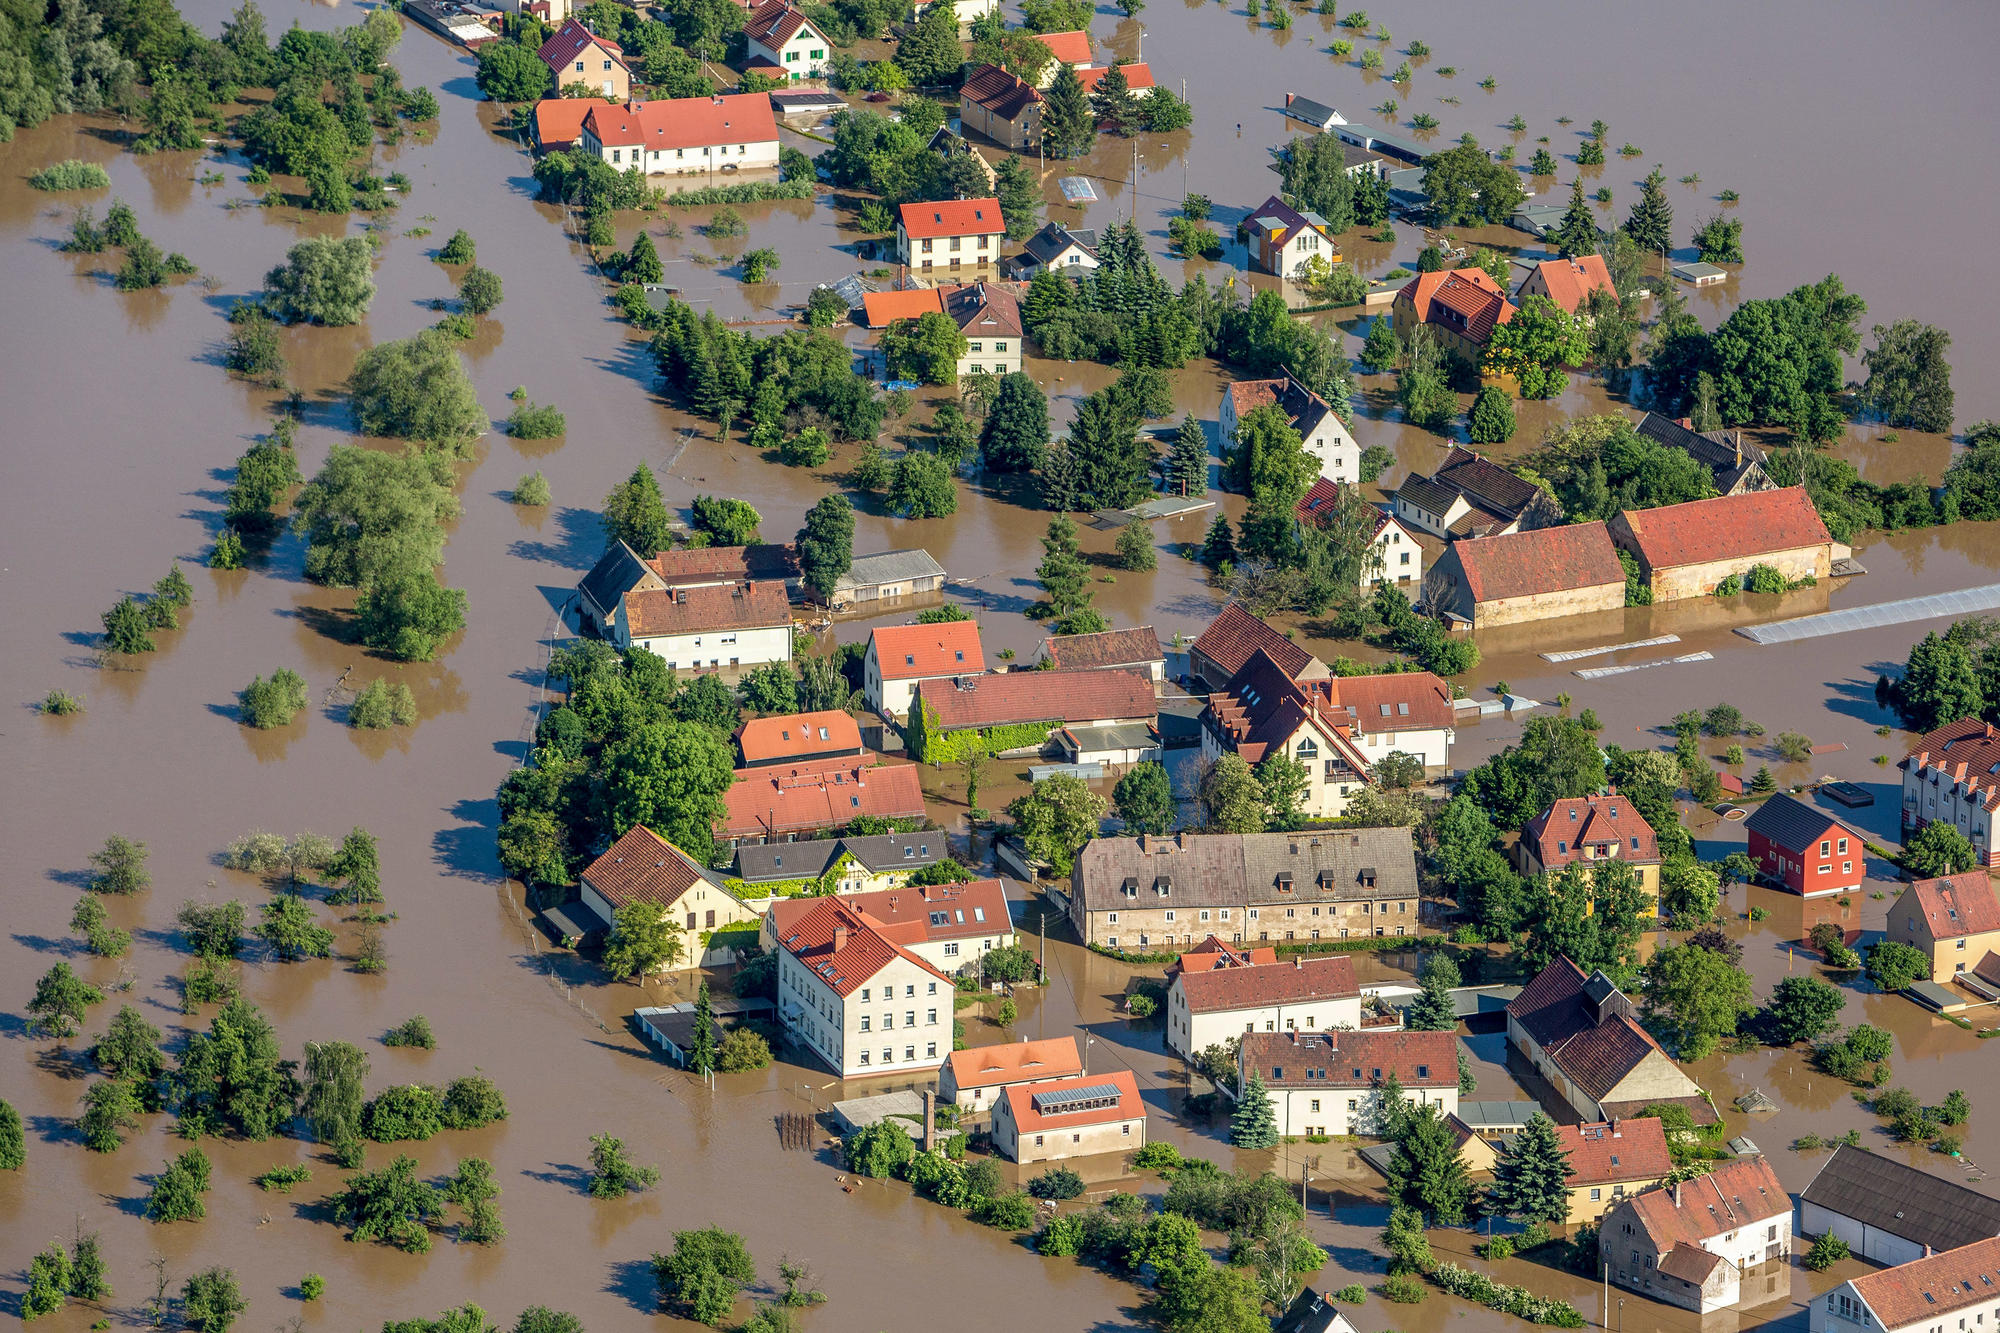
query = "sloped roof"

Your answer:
(1905, 874), (2000, 940)
(648, 543), (799, 586)
(624, 580), (791, 638)
(1742, 792), (1850, 854)
(1224, 371), (1341, 447)
(862, 287), (945, 328)
(581, 825), (718, 911)
(1032, 29), (1091, 64)
(719, 760), (928, 838)
(1901, 718), (2000, 815)
(1282, 94), (1342, 129)
(1448, 522), (1624, 604)
(579, 539), (658, 614)
(1634, 412), (1768, 489)
(871, 620), (985, 680)
(1852, 1237), (2000, 1330)
(898, 197), (1005, 240)
(1202, 648), (1366, 768)
(533, 96), (607, 147)
(536, 19), (626, 75)
(1435, 447), (1544, 517)
(945, 1036), (1083, 1090)
(1073, 828), (1418, 912)
(1176, 953), (1359, 1014)
(837, 548), (946, 590)
(1507, 958), (1682, 1101)
(1078, 62), (1154, 93)
(1245, 193), (1321, 249)
(1191, 602), (1317, 681)
(1622, 1158), (1789, 1250)
(1396, 267), (1517, 344)
(1295, 478), (1396, 537)
(736, 710), (862, 764)
(1550, 1118), (1672, 1186)
(1020, 222), (1097, 265)
(916, 668), (1155, 731)
(1522, 793), (1662, 870)
(1000, 1069), (1143, 1132)
(1615, 486), (1830, 569)
(1530, 254), (1616, 314)
(1801, 1144), (2000, 1255)
(582, 92), (779, 150)
(1657, 1243), (1726, 1284)
(1042, 626), (1162, 671)
(733, 832), (944, 882)
(1241, 1029), (1460, 1089)
(743, 0), (815, 47)
(1169, 935), (1280, 978)
(960, 63), (1042, 120)
(942, 282), (1023, 338)
(769, 877), (1009, 947)
(775, 896), (951, 997)
(1299, 672), (1454, 735)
